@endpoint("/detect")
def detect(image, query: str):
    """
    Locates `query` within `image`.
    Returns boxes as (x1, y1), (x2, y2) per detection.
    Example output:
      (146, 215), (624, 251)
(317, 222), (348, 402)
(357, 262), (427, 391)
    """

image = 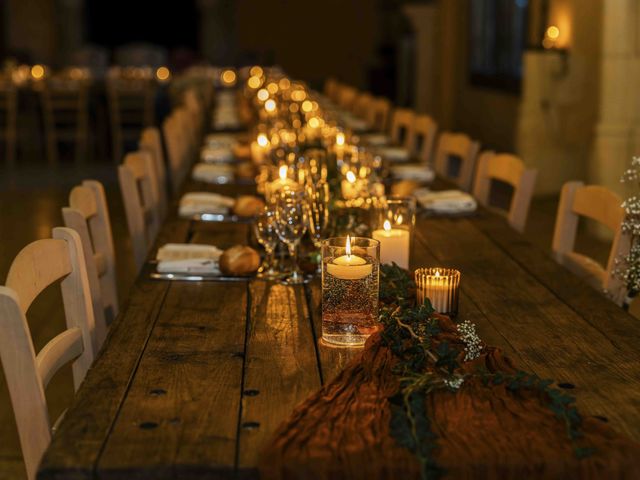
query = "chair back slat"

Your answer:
(140, 126), (168, 218)
(412, 114), (438, 164)
(390, 108), (416, 149)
